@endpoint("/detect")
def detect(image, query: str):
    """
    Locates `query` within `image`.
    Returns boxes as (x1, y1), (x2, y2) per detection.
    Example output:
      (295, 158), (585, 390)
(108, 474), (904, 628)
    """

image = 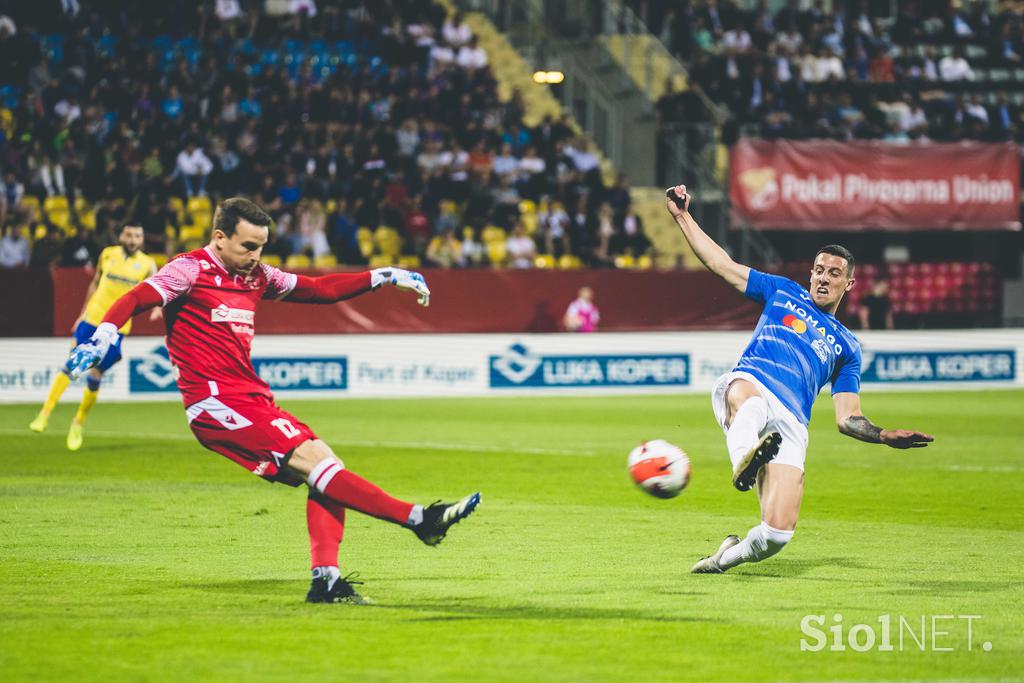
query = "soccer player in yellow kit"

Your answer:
(30, 224), (159, 450)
